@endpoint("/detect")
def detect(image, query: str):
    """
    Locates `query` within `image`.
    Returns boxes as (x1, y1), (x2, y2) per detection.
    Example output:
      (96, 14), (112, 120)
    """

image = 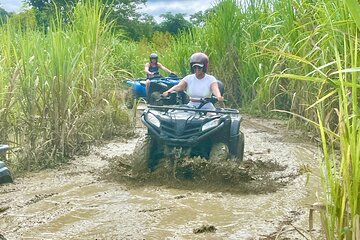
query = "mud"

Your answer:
(104, 154), (289, 195)
(0, 115), (323, 239)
